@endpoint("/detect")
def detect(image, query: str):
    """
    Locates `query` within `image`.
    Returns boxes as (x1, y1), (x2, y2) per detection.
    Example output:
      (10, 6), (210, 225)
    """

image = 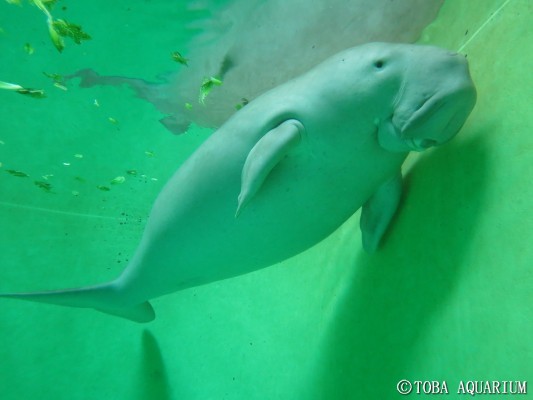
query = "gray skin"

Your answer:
(0, 43), (476, 322)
